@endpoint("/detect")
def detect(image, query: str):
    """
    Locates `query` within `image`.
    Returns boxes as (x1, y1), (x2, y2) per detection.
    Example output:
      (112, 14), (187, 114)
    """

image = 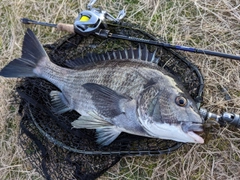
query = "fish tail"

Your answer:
(0, 29), (49, 77)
